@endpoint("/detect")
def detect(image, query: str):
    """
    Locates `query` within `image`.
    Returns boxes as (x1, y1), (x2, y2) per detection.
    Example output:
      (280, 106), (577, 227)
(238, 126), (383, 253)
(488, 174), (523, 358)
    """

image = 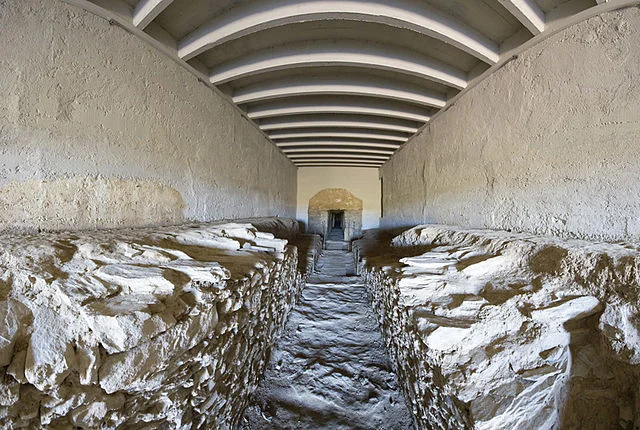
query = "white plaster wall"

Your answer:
(381, 7), (640, 242)
(297, 167), (381, 230)
(0, 0), (296, 232)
